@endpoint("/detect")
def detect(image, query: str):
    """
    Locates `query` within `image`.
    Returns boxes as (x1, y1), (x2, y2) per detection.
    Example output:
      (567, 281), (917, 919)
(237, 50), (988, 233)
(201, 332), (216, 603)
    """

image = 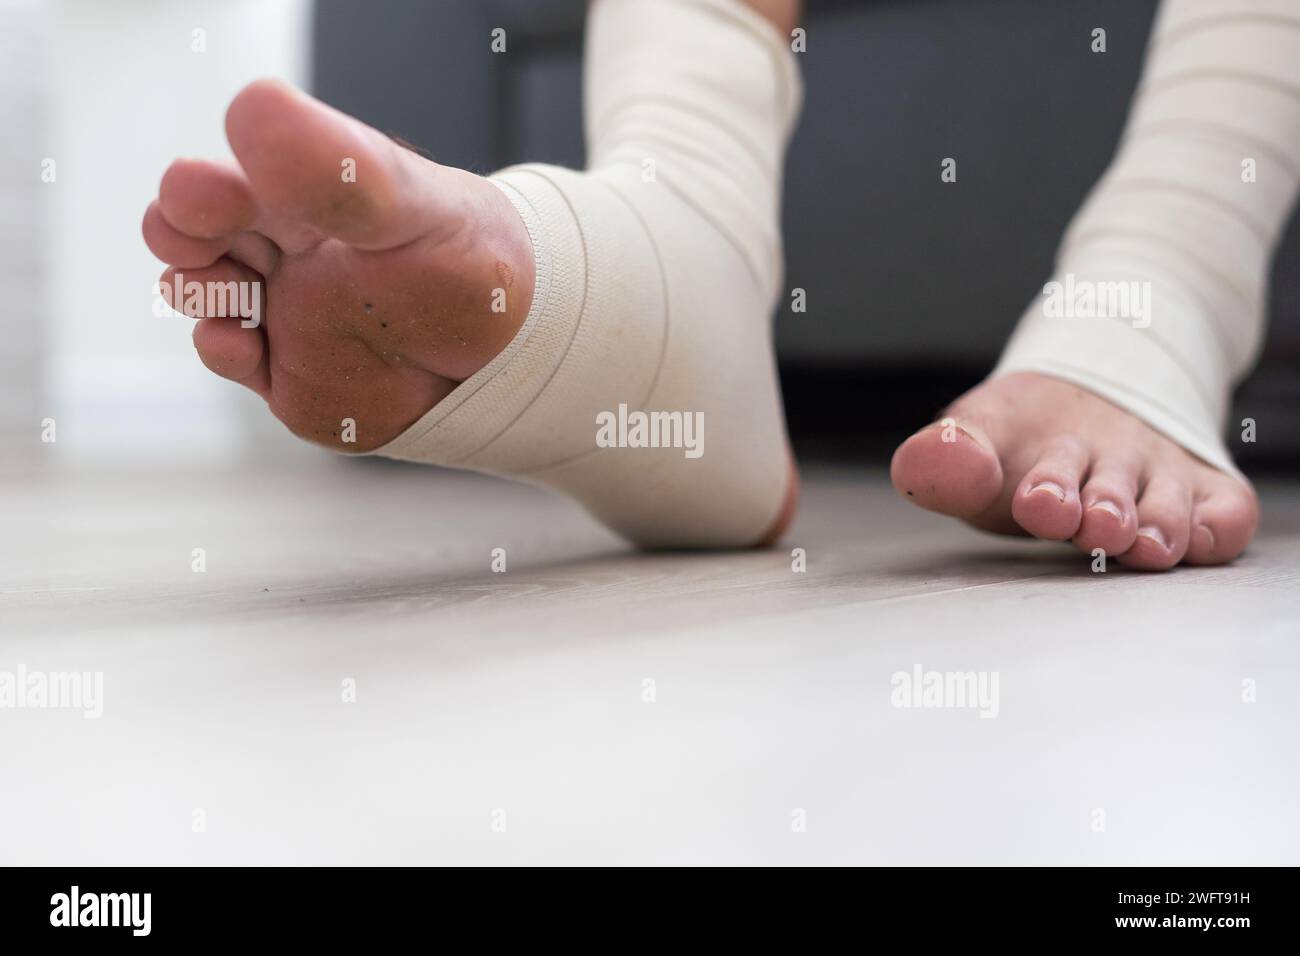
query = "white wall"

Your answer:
(44, 0), (311, 465)
(0, 0), (50, 471)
